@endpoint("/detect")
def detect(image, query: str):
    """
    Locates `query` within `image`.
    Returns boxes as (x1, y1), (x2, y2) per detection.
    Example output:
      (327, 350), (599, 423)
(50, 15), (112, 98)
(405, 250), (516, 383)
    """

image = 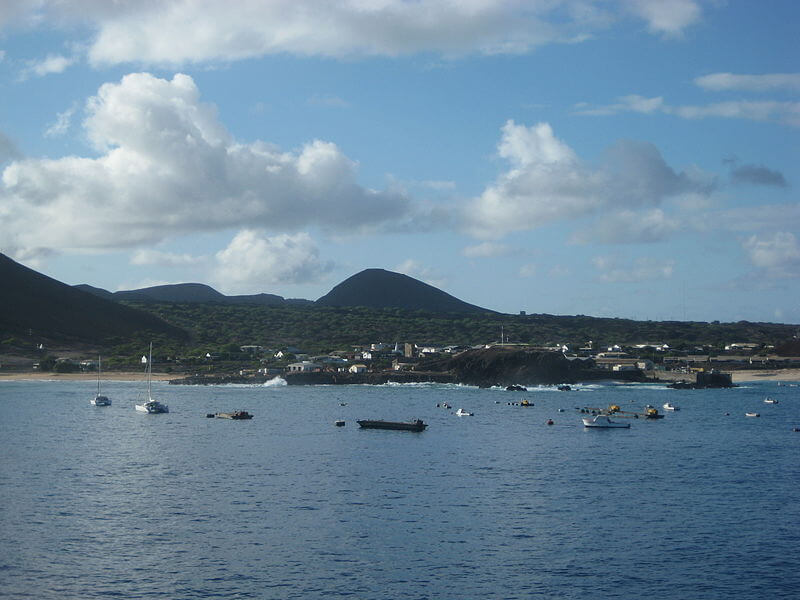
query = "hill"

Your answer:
(315, 268), (493, 314)
(0, 253), (188, 347)
(77, 282), (309, 306)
